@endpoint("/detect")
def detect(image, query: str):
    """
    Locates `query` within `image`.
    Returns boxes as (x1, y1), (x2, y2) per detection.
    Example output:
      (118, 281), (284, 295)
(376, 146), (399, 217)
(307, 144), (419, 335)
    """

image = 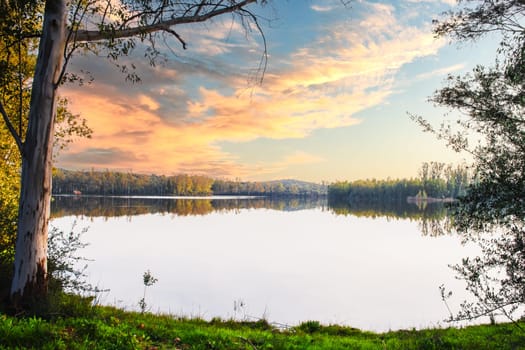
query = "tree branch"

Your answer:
(0, 101), (24, 154)
(72, 0), (258, 43)
(239, 8), (267, 84)
(162, 28), (187, 49)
